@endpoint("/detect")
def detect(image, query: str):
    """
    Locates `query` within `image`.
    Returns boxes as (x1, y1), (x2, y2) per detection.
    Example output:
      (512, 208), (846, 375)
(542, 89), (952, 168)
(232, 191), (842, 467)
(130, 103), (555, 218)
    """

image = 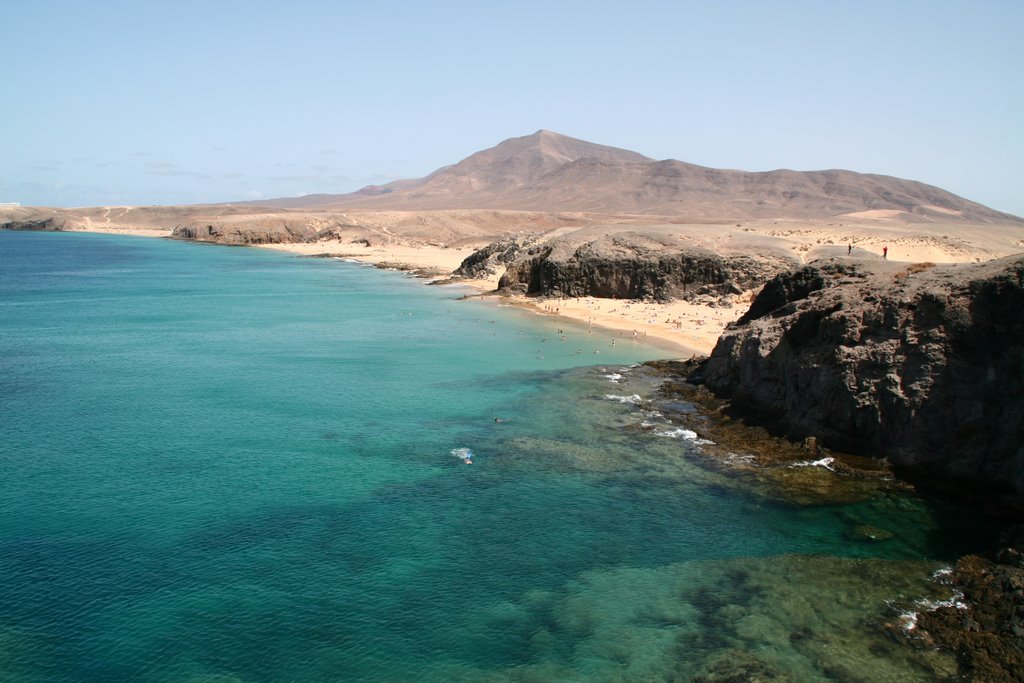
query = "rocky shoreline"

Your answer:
(7, 214), (1024, 677)
(689, 255), (1024, 516)
(638, 253), (1024, 679)
(642, 357), (1024, 681)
